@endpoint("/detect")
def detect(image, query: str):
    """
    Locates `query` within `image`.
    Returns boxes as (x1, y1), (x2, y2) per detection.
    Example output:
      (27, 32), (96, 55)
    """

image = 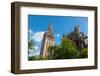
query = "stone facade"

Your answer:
(40, 23), (54, 58)
(64, 26), (88, 51)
